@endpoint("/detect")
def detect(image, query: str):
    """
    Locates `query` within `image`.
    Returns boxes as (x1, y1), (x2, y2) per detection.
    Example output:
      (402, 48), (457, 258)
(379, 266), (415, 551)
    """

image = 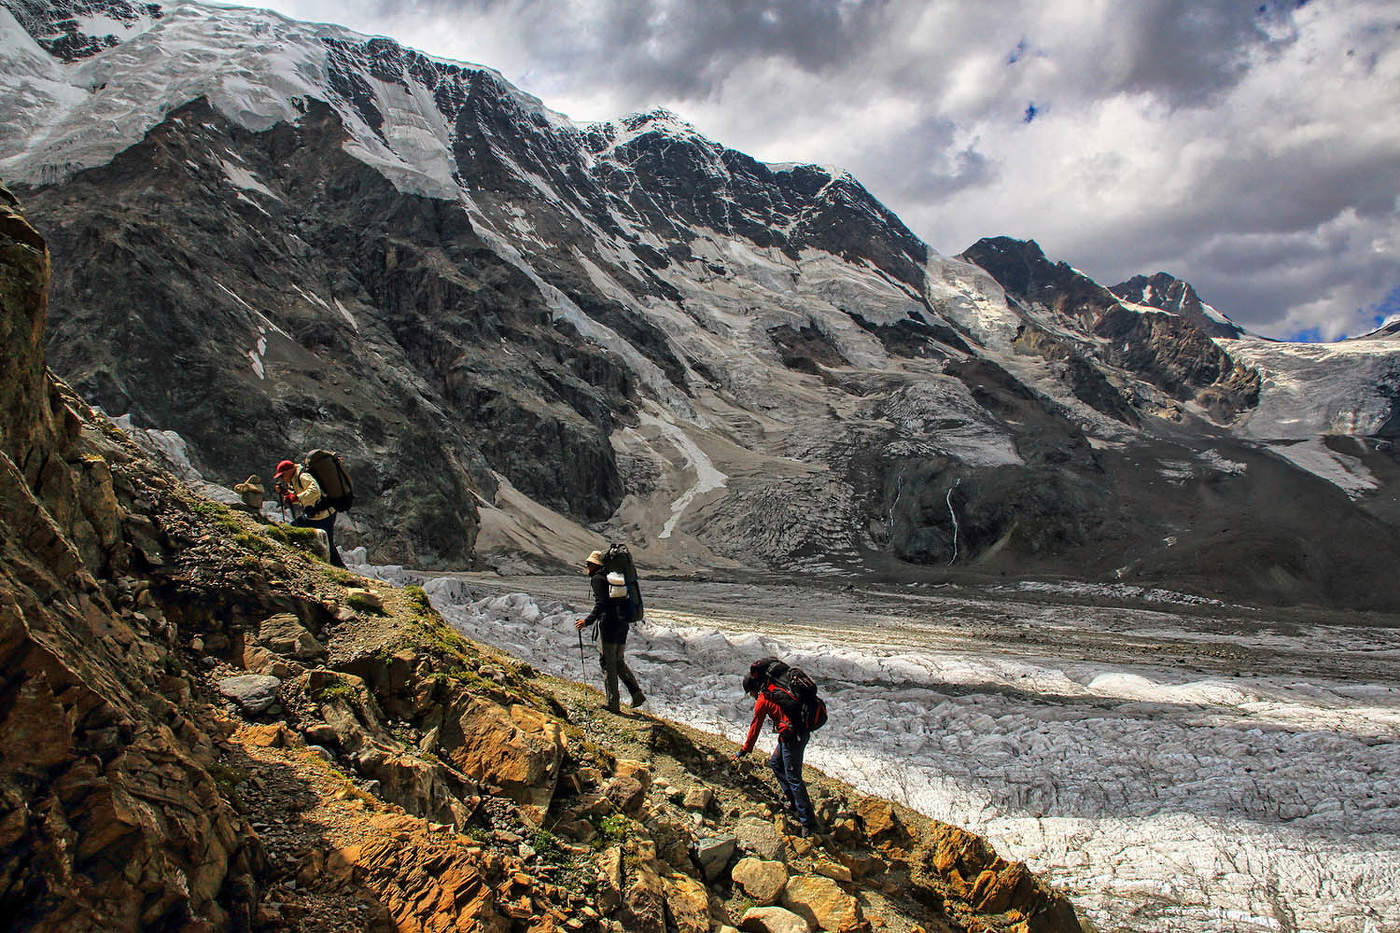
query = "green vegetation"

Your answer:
(409, 617), (475, 668)
(266, 523), (323, 552)
(531, 828), (564, 863)
(591, 813), (631, 850)
(231, 530), (274, 555)
(346, 590), (388, 615)
(312, 678), (359, 705)
(207, 762), (249, 807)
(404, 585), (433, 613)
(327, 567), (361, 585)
